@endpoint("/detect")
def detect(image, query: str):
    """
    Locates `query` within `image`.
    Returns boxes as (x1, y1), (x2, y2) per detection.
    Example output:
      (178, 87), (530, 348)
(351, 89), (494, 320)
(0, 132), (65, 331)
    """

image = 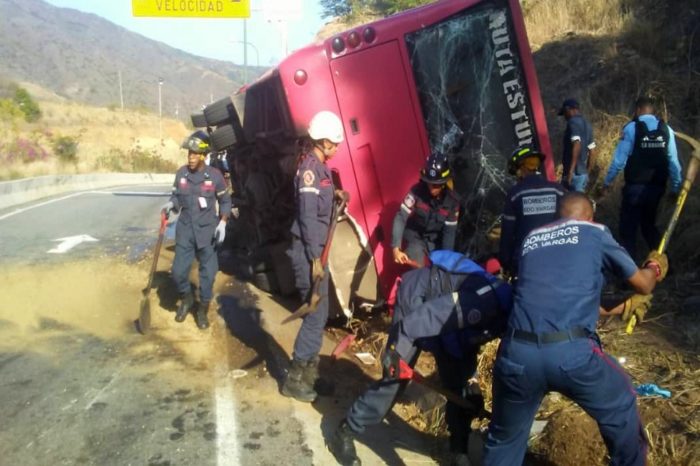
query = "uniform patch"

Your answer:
(522, 194), (556, 216)
(204, 180), (213, 186)
(467, 309), (482, 325)
(403, 193), (416, 208)
(303, 170), (315, 186)
(179, 177), (187, 186)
